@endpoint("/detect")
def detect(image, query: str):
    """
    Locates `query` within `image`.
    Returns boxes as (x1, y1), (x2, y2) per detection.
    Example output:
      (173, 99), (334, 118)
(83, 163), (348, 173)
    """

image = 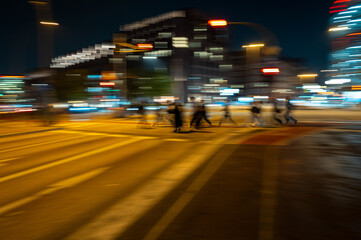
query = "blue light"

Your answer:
(69, 107), (97, 112)
(87, 75), (102, 80)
